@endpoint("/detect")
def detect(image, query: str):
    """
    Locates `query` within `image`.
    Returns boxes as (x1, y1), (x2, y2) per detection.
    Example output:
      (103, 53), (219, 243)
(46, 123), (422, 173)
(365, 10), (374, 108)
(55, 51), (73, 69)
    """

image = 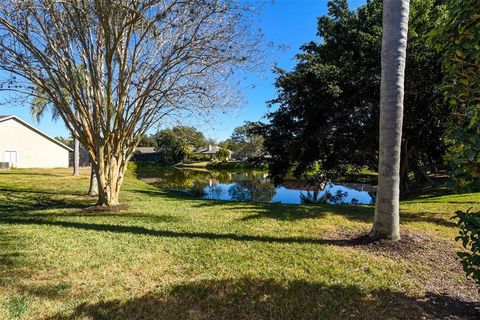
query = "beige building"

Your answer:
(0, 115), (72, 168)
